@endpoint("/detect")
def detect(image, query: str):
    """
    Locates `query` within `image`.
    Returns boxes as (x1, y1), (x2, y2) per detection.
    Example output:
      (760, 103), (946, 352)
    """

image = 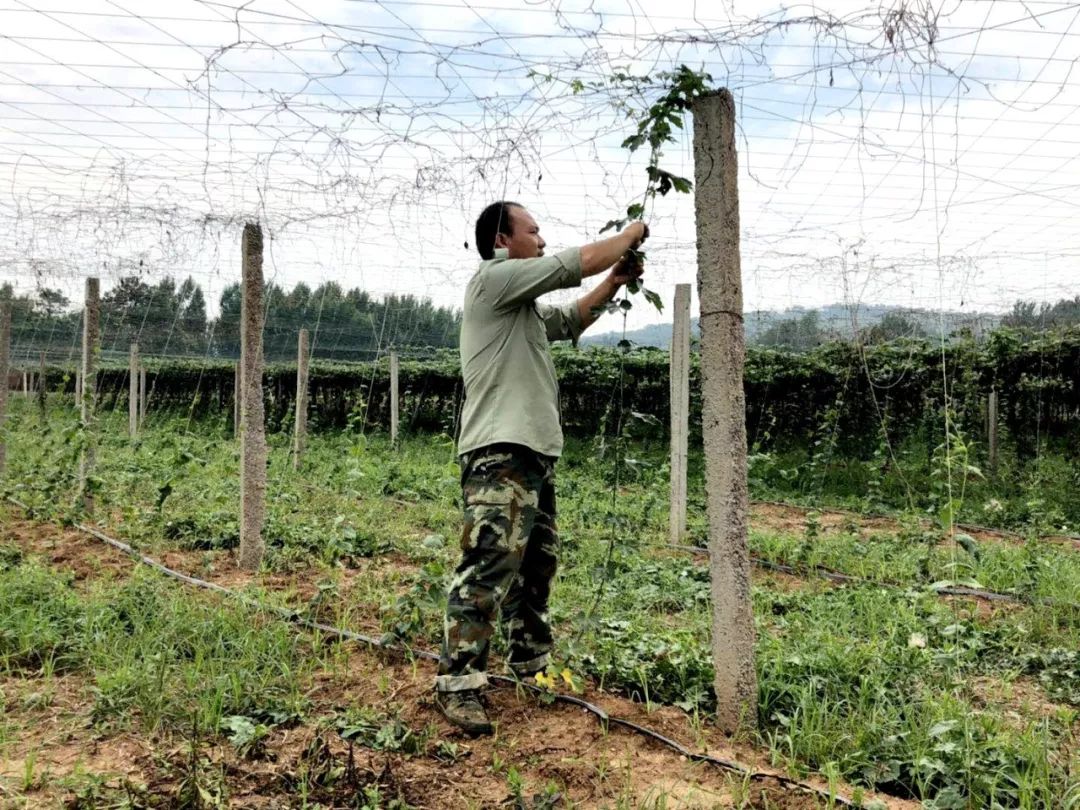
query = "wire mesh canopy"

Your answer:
(1, 0), (1078, 346)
